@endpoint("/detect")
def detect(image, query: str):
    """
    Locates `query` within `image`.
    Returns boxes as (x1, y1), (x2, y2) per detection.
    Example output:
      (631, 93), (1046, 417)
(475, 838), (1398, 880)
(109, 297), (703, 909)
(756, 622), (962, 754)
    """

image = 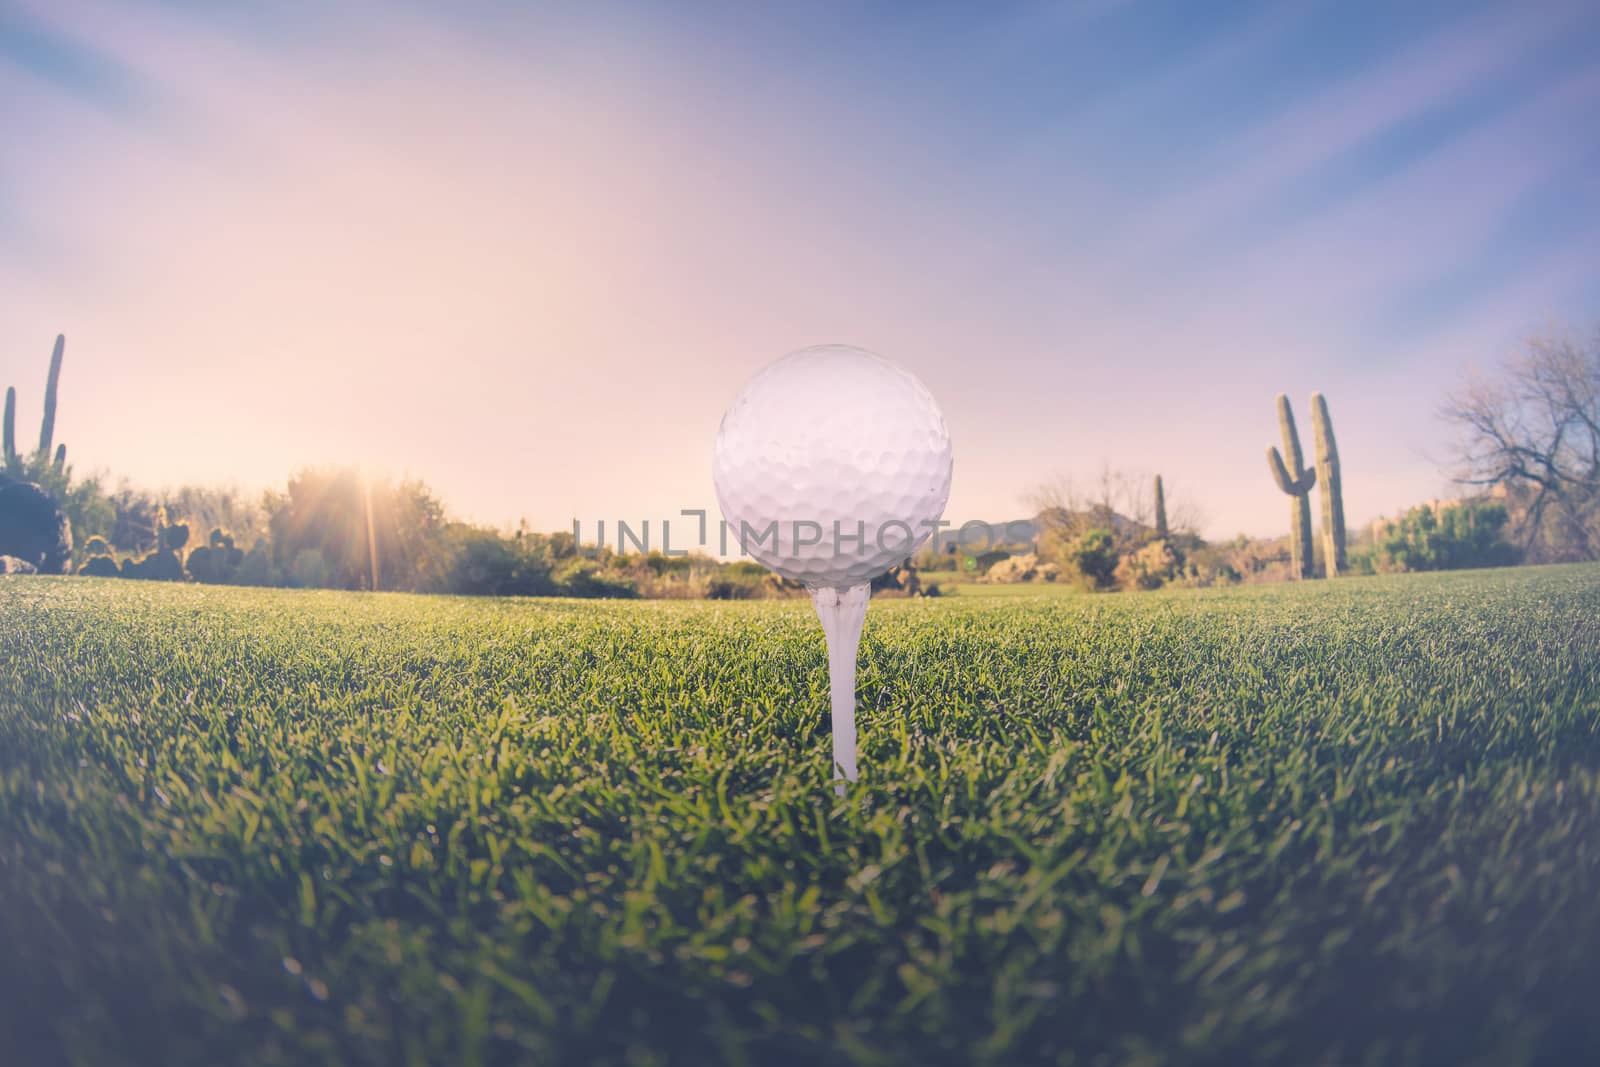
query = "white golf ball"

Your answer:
(713, 345), (954, 589)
